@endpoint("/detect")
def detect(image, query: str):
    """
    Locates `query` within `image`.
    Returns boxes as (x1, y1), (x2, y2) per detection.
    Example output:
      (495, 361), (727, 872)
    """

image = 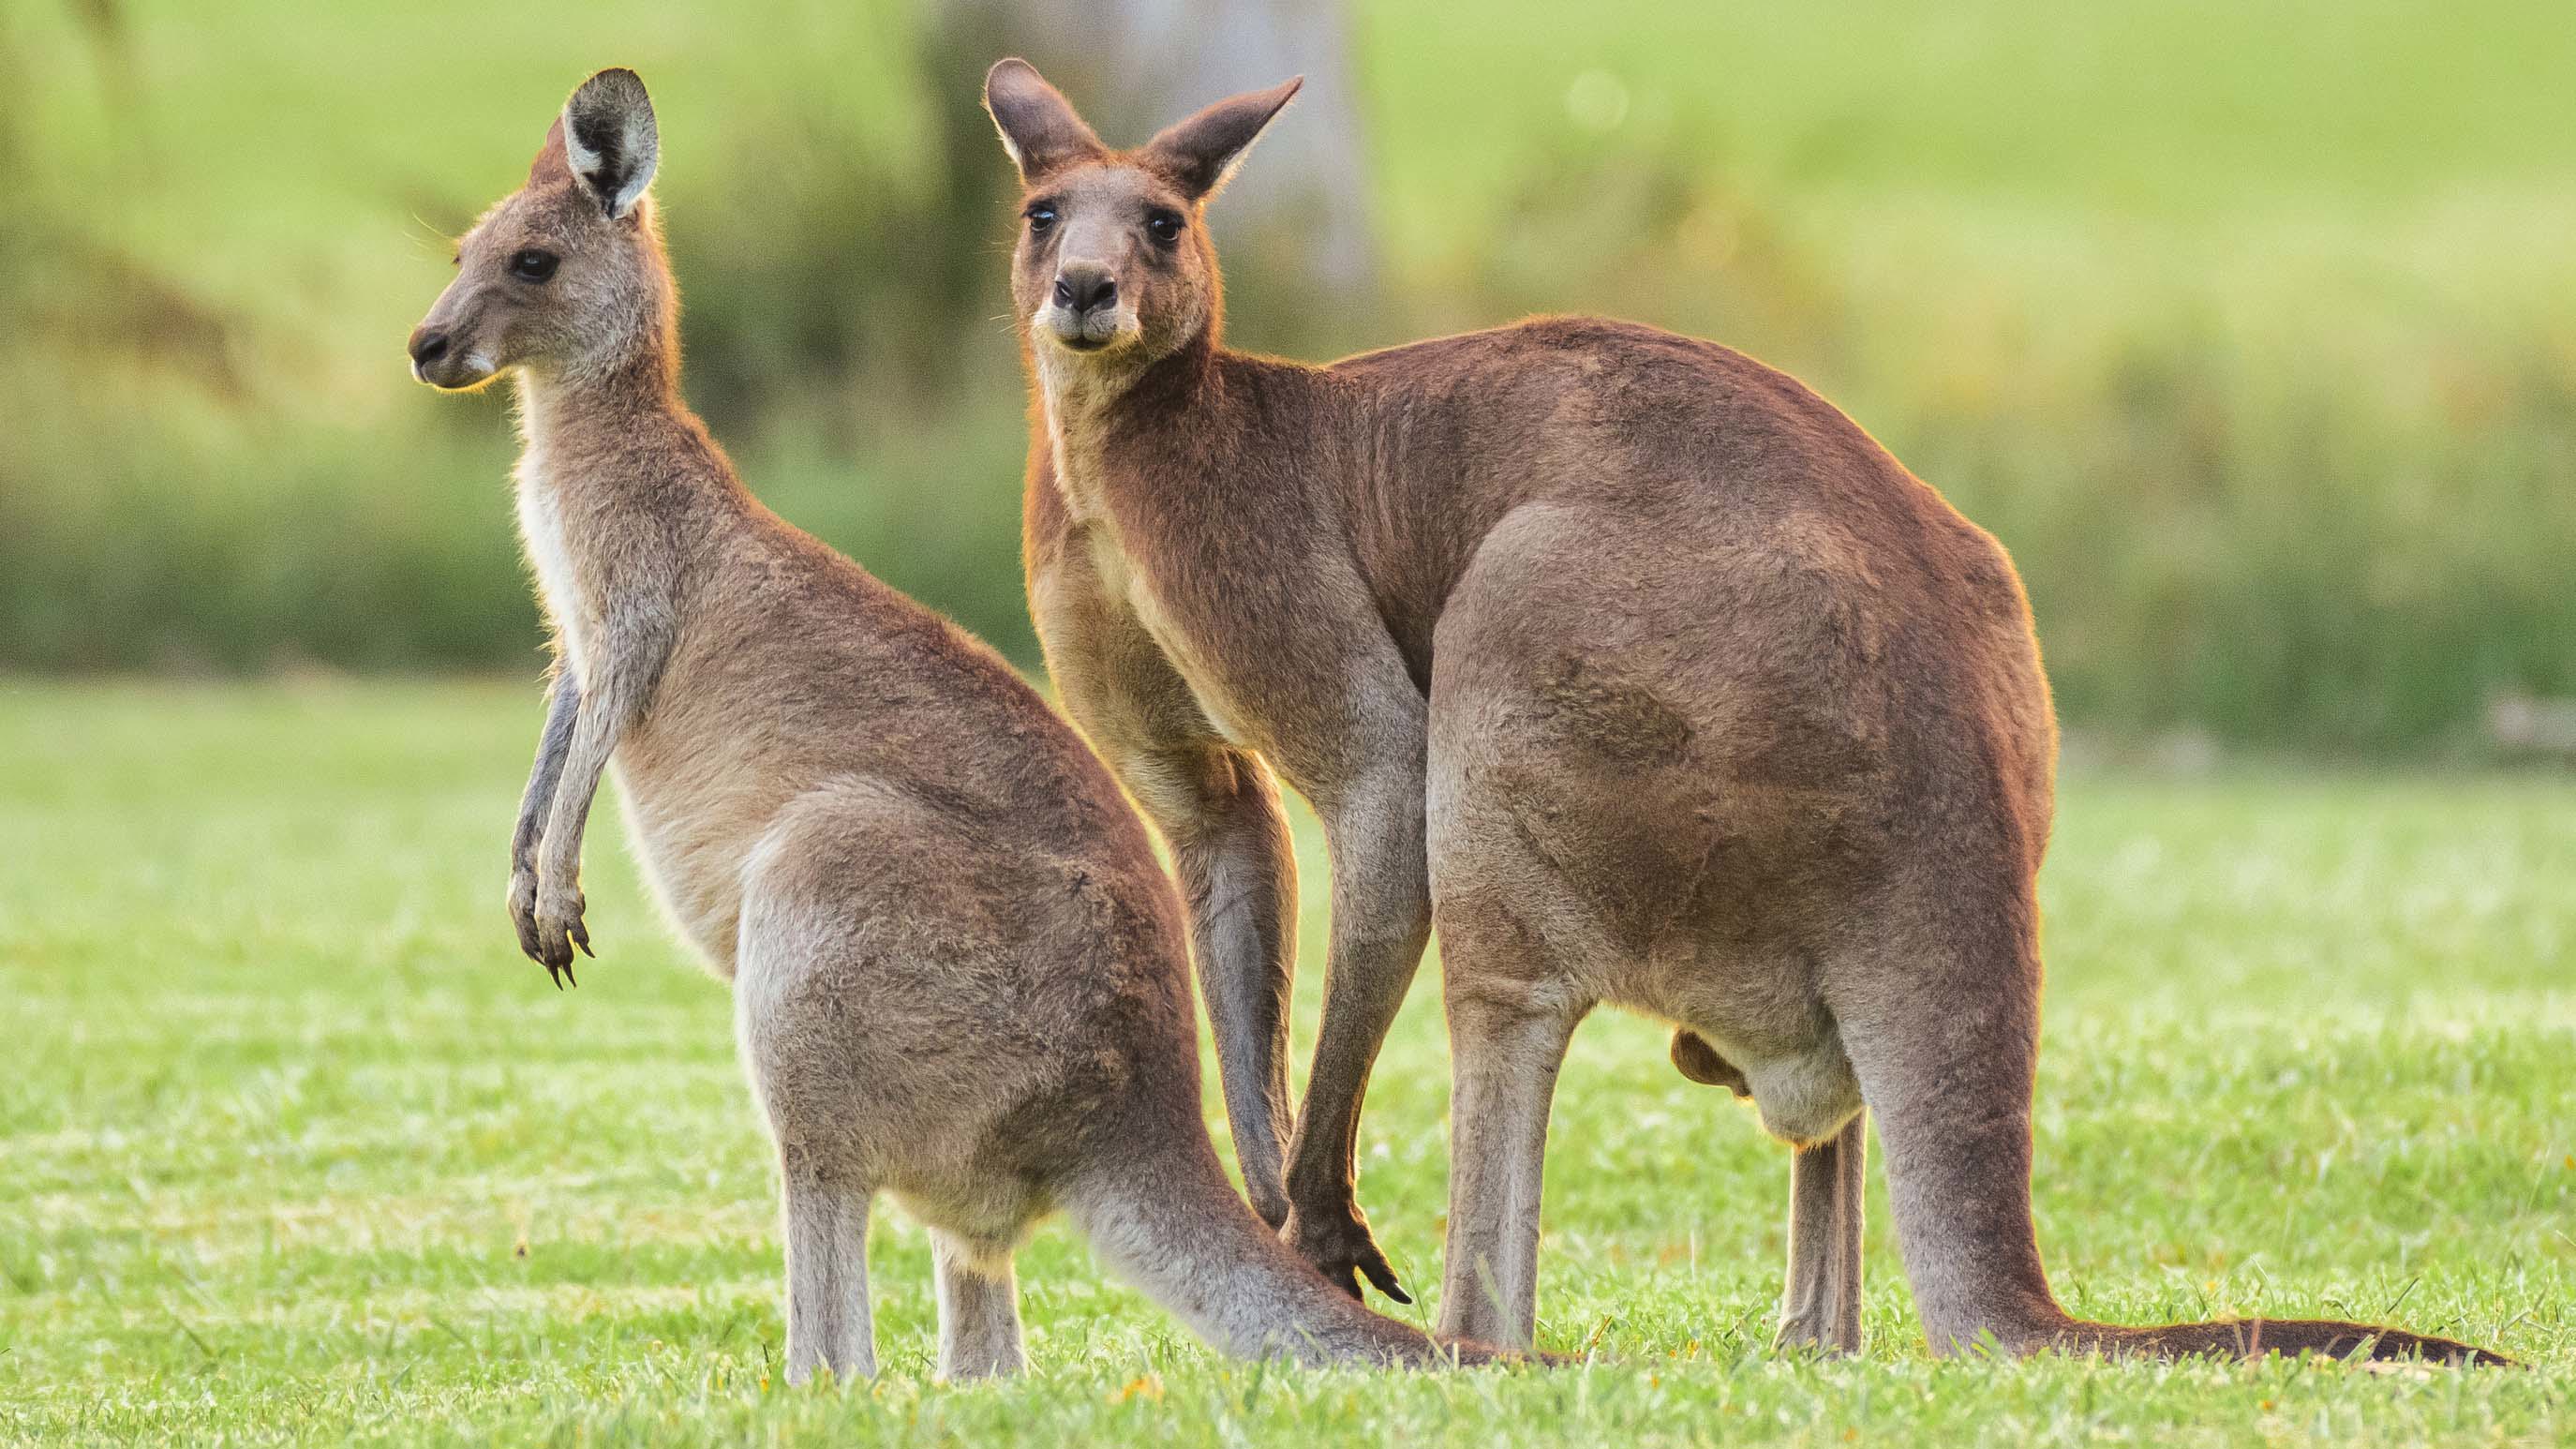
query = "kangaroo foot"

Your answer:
(1282, 1196), (1411, 1305)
